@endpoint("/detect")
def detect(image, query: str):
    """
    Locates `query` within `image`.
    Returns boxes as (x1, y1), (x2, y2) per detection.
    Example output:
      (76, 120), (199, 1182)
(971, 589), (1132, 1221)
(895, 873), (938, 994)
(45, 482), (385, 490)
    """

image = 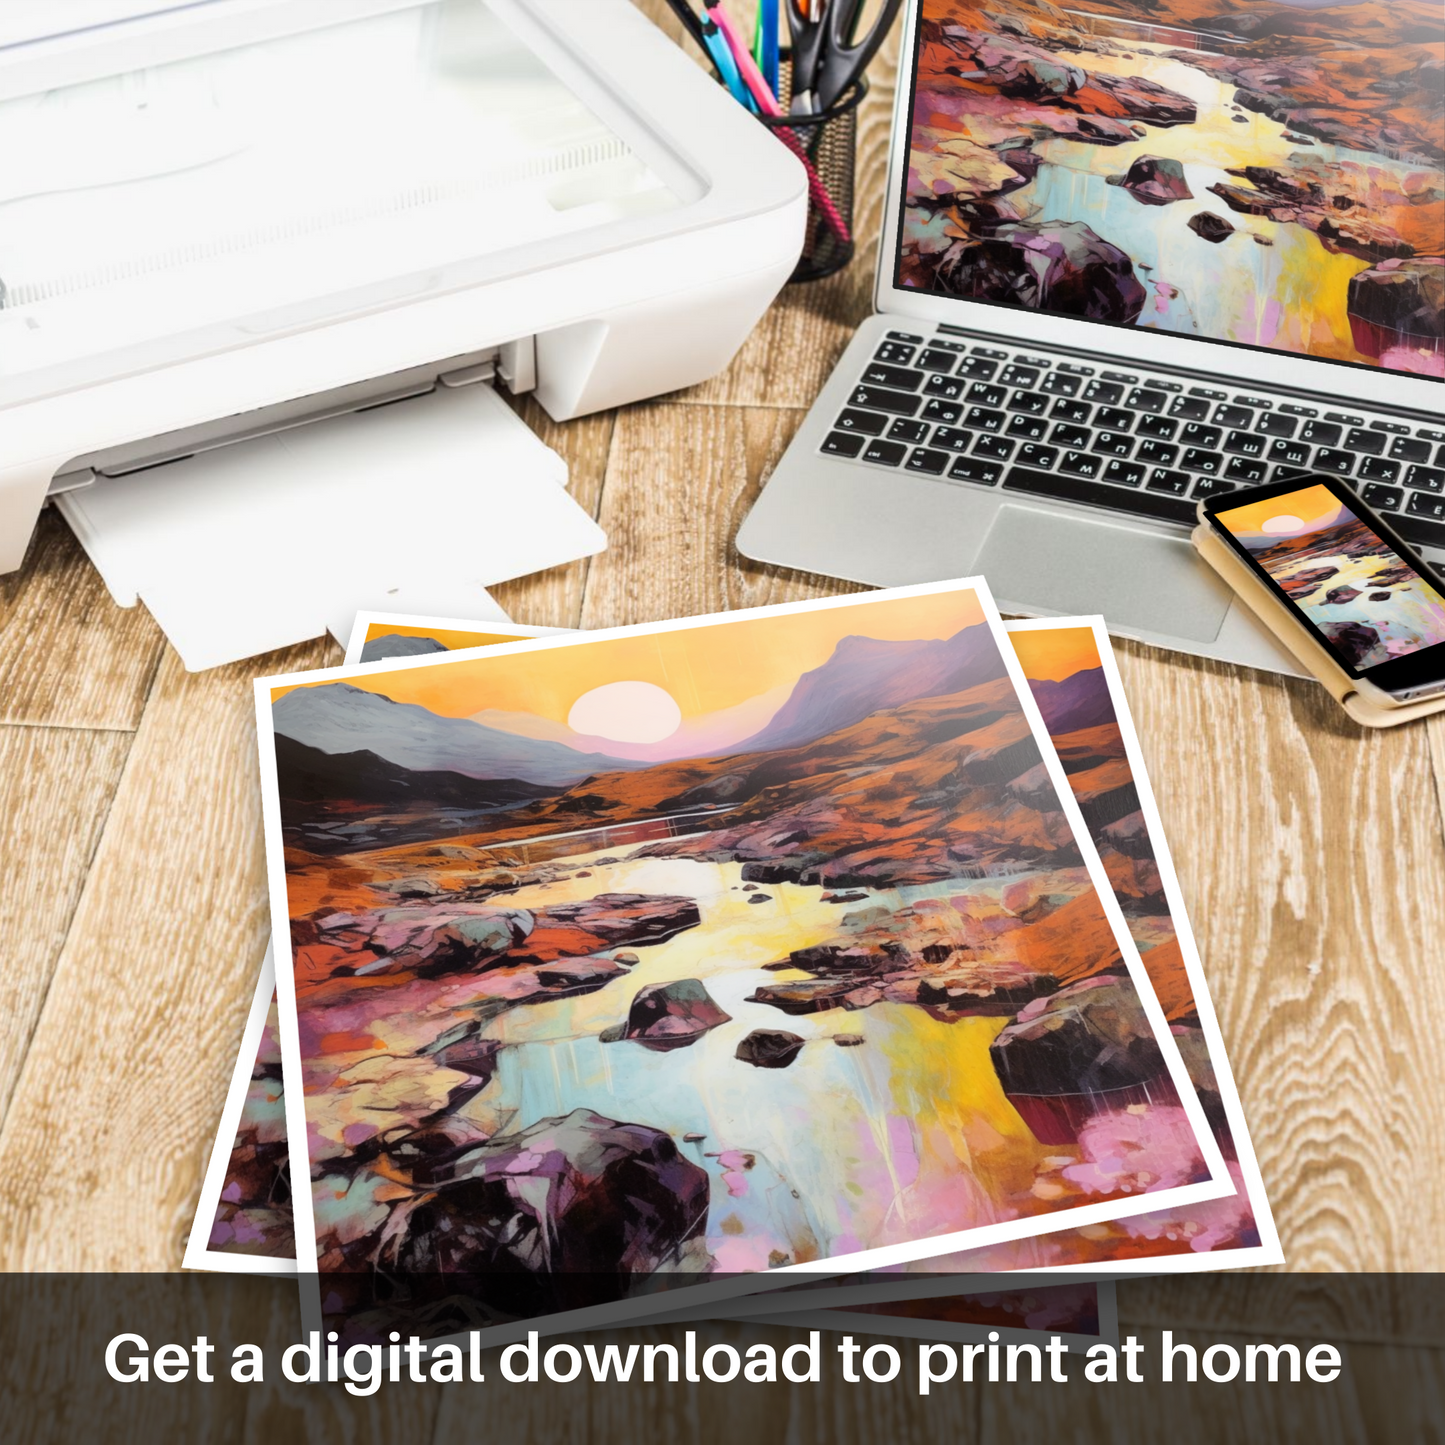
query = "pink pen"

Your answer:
(705, 2), (853, 248)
